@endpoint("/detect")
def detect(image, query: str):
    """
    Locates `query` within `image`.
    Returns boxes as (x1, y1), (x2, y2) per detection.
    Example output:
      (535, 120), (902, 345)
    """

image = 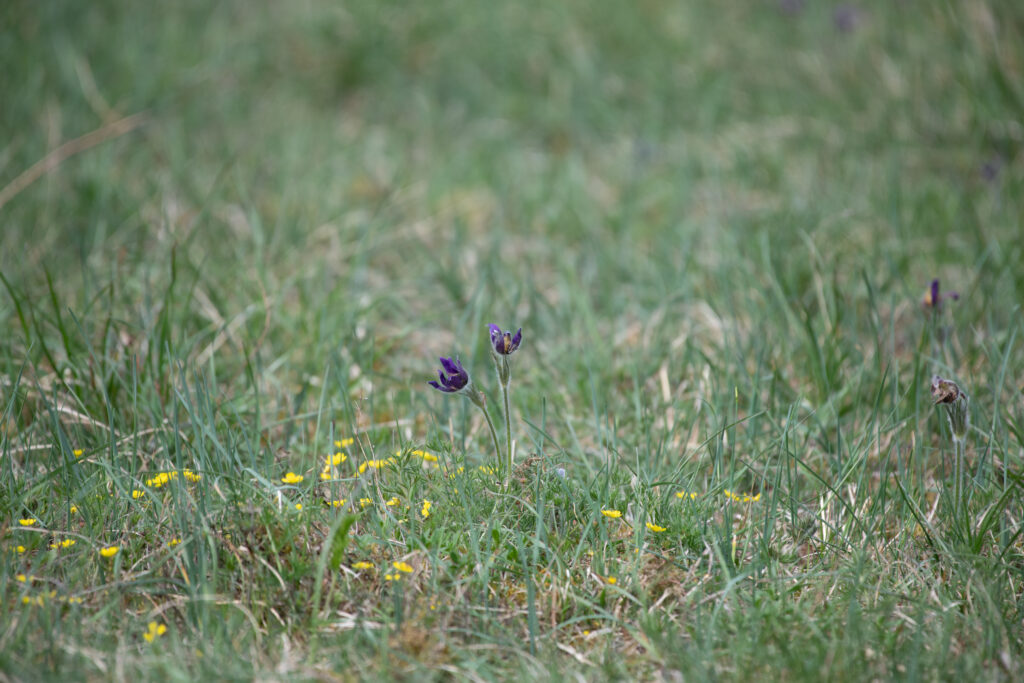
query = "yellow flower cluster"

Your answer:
(601, 509), (622, 519)
(321, 440), (352, 480)
(331, 499), (347, 508)
(143, 621), (167, 643)
(18, 586), (81, 606)
(645, 522), (666, 533)
(132, 489), (145, 499)
(384, 560), (414, 581)
(49, 539), (76, 549)
(352, 561), (374, 570)
(99, 546), (119, 558)
(145, 469), (201, 487)
(410, 449), (437, 463)
(281, 472), (304, 484)
(723, 489), (761, 503)
(73, 449), (84, 458)
(420, 500), (432, 518)
(22, 590), (58, 606)
(18, 519), (37, 527)
(675, 491), (698, 500)
(357, 457), (396, 475)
